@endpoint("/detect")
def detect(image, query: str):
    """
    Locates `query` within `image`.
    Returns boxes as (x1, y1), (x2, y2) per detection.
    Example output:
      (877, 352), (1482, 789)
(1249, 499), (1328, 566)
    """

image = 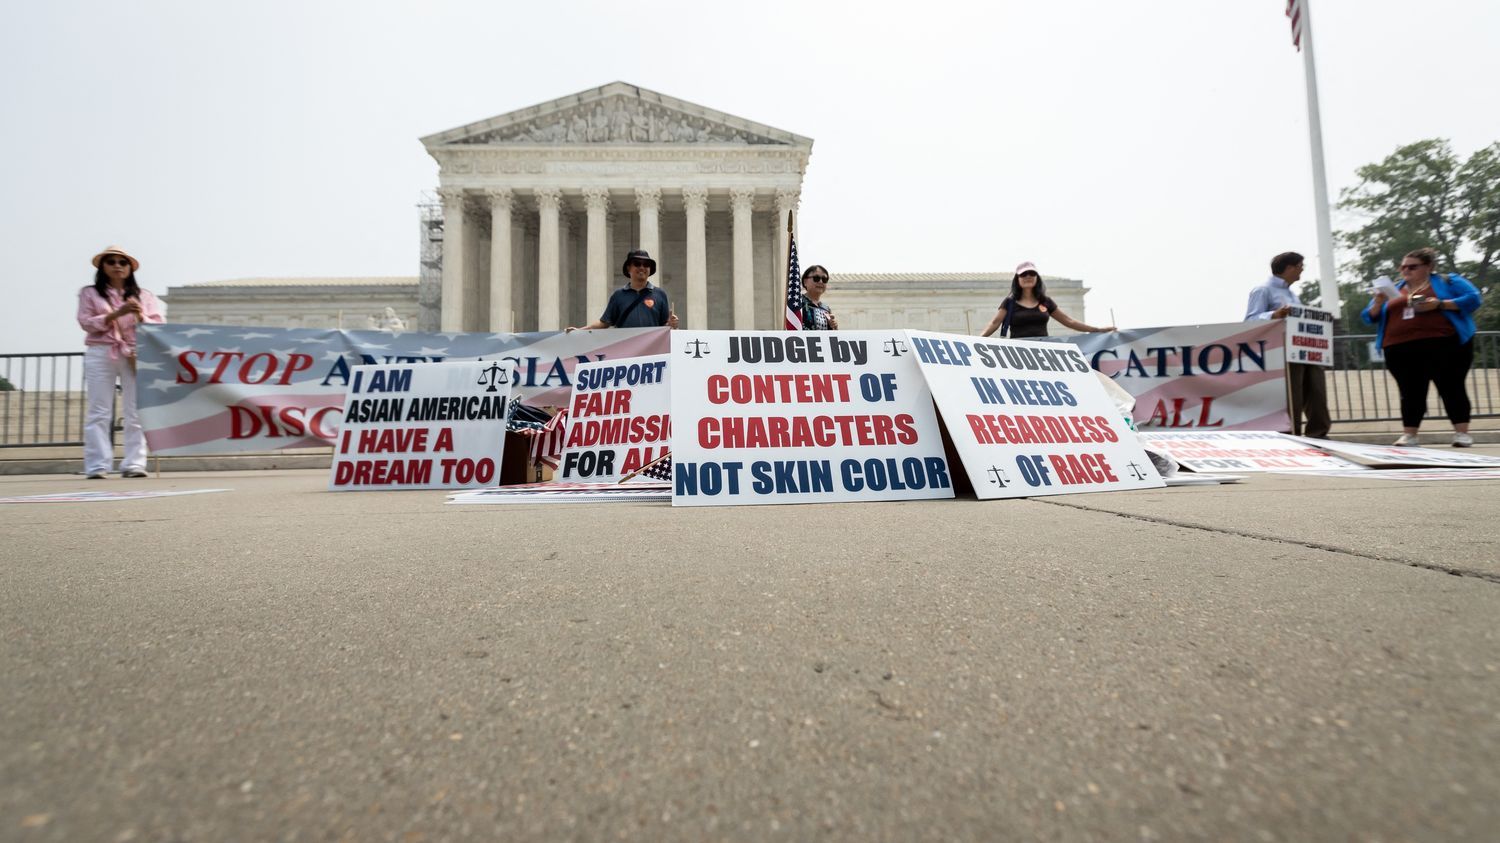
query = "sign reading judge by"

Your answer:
(329, 360), (511, 491)
(669, 331), (953, 506)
